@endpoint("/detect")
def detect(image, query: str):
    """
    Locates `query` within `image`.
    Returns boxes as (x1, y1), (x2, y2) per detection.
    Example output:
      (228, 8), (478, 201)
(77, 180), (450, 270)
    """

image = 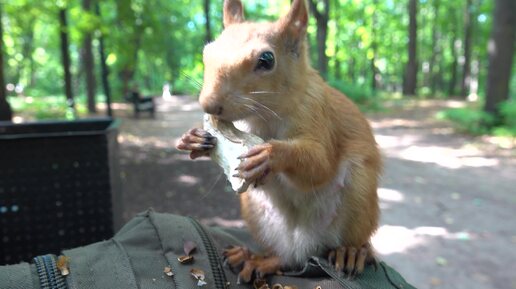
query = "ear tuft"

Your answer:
(279, 0), (308, 37)
(223, 0), (245, 28)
